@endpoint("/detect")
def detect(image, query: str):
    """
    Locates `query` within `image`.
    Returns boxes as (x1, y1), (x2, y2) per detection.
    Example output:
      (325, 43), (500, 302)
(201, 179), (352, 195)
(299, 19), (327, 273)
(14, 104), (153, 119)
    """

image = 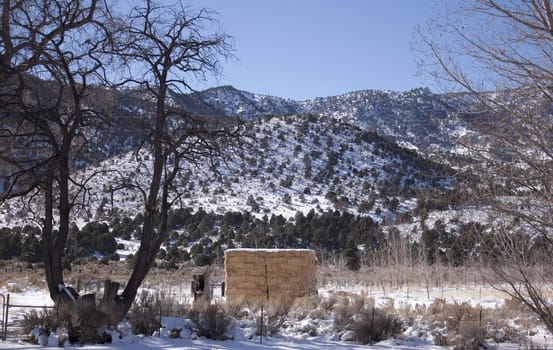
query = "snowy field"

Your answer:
(1, 280), (551, 350)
